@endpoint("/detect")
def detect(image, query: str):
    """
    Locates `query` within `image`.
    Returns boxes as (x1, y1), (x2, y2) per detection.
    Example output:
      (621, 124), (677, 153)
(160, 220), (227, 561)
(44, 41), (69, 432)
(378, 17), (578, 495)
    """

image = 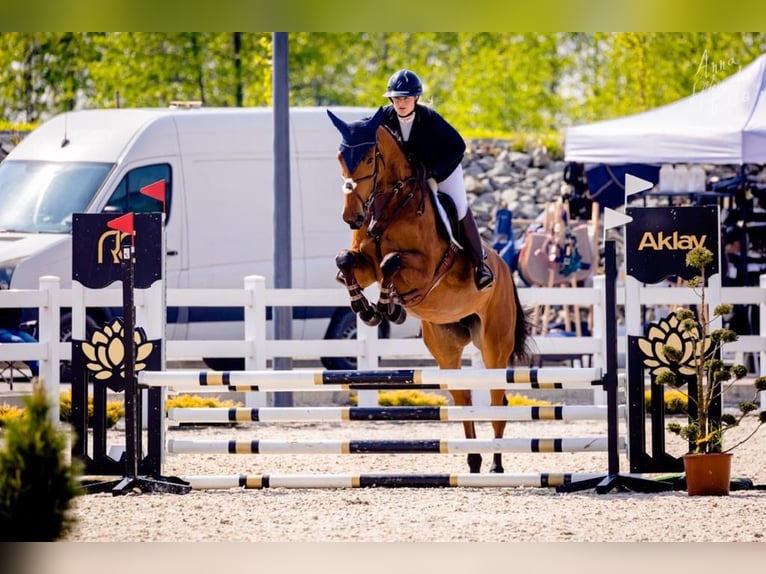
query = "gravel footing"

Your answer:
(63, 417), (766, 543)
